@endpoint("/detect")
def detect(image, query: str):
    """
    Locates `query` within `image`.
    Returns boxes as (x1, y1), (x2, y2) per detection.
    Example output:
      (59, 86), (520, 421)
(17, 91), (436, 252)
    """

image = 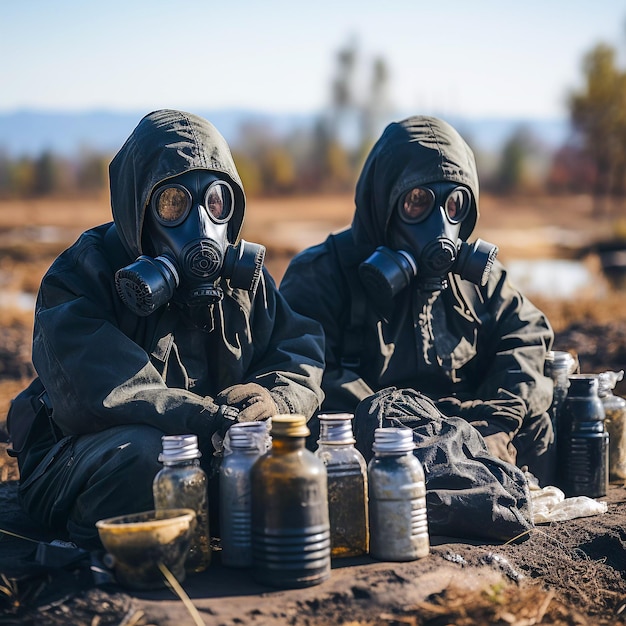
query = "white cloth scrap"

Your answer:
(530, 485), (608, 523)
